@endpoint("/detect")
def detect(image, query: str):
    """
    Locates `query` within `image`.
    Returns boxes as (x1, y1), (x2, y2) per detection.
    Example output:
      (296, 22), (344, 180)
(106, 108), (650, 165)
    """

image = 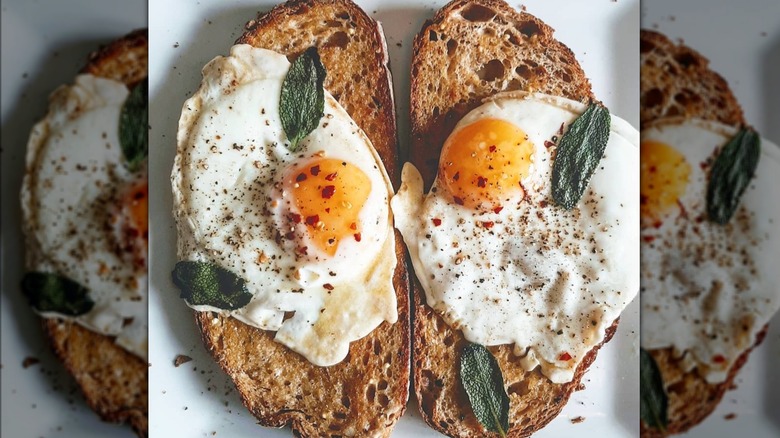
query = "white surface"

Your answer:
(642, 1), (780, 437)
(149, 0), (639, 437)
(0, 1), (146, 437)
